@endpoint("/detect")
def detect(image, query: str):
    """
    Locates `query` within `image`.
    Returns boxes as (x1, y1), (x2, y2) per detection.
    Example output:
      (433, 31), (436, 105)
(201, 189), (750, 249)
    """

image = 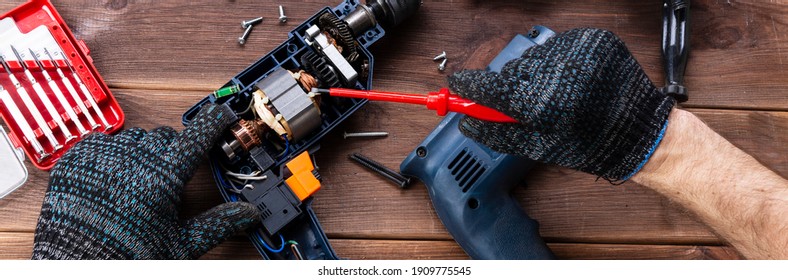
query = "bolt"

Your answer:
(438, 58), (447, 71)
(344, 131), (388, 139)
(278, 6), (288, 23)
(241, 17), (263, 29)
(238, 25), (253, 45)
(432, 51), (446, 61)
(349, 153), (411, 188)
